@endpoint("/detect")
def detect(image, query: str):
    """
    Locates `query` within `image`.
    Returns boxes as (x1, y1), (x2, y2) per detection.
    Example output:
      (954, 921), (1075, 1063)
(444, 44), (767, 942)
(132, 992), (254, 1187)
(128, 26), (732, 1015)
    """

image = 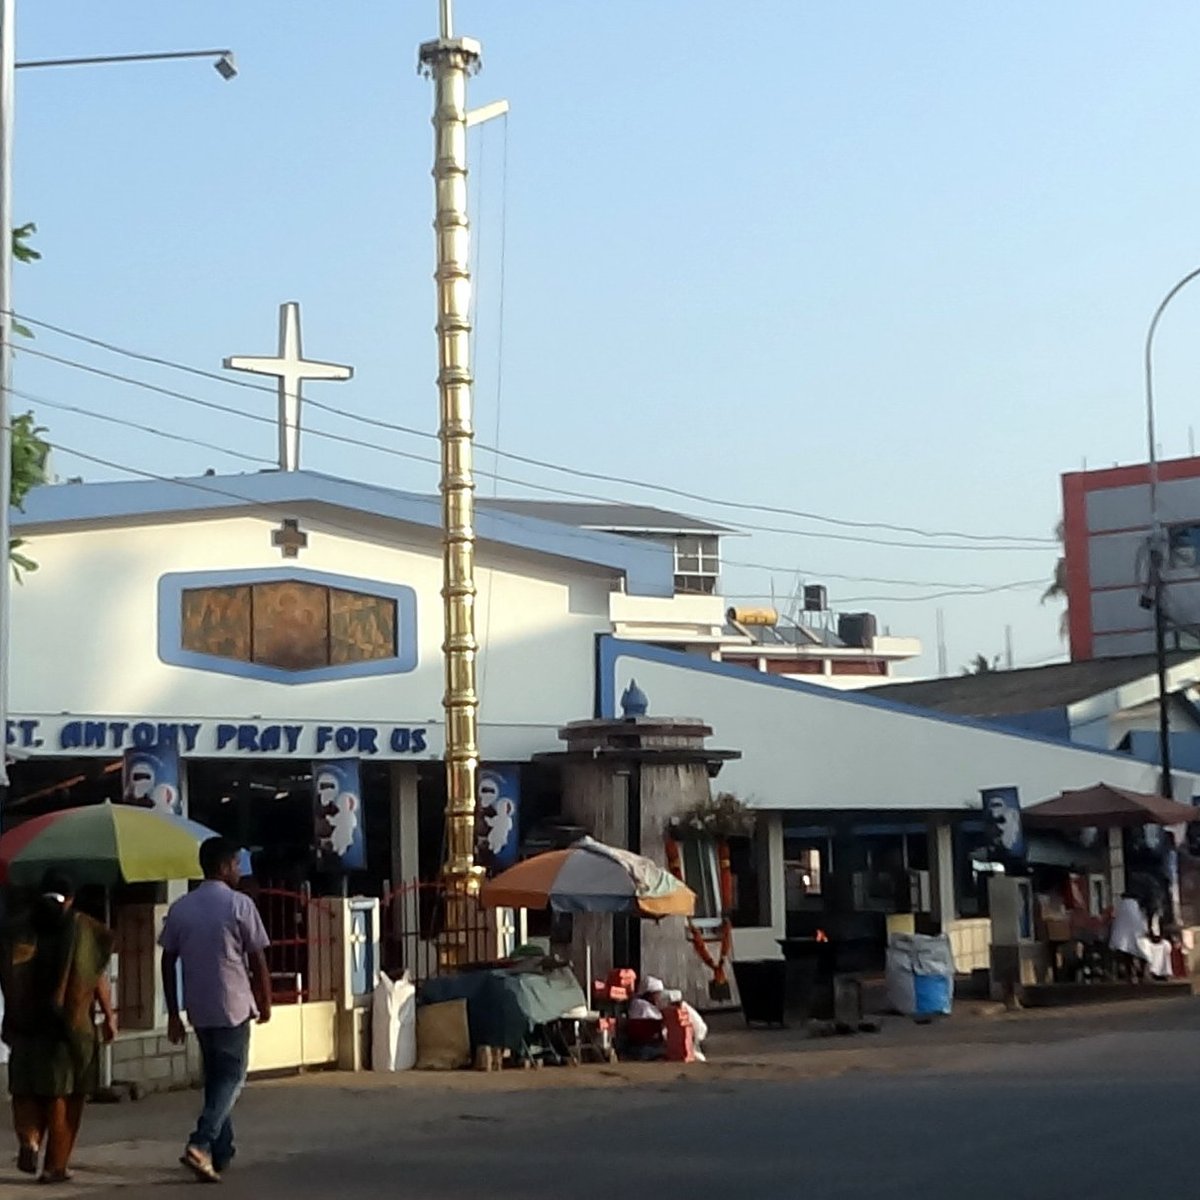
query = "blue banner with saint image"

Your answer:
(313, 758), (366, 872)
(476, 766), (520, 872)
(122, 742), (182, 816)
(981, 785), (1025, 867)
